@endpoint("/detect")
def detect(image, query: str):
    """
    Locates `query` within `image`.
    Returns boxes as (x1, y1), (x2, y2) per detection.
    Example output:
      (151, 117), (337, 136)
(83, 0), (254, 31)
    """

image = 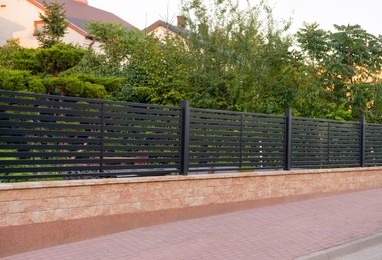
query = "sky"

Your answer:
(88, 0), (382, 36)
